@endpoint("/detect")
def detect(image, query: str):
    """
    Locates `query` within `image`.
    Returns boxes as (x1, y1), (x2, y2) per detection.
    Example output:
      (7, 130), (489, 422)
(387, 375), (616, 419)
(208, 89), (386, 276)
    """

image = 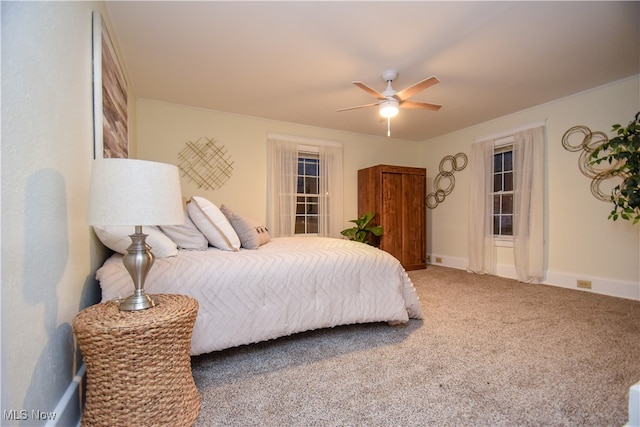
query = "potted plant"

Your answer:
(340, 212), (383, 245)
(590, 112), (640, 223)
